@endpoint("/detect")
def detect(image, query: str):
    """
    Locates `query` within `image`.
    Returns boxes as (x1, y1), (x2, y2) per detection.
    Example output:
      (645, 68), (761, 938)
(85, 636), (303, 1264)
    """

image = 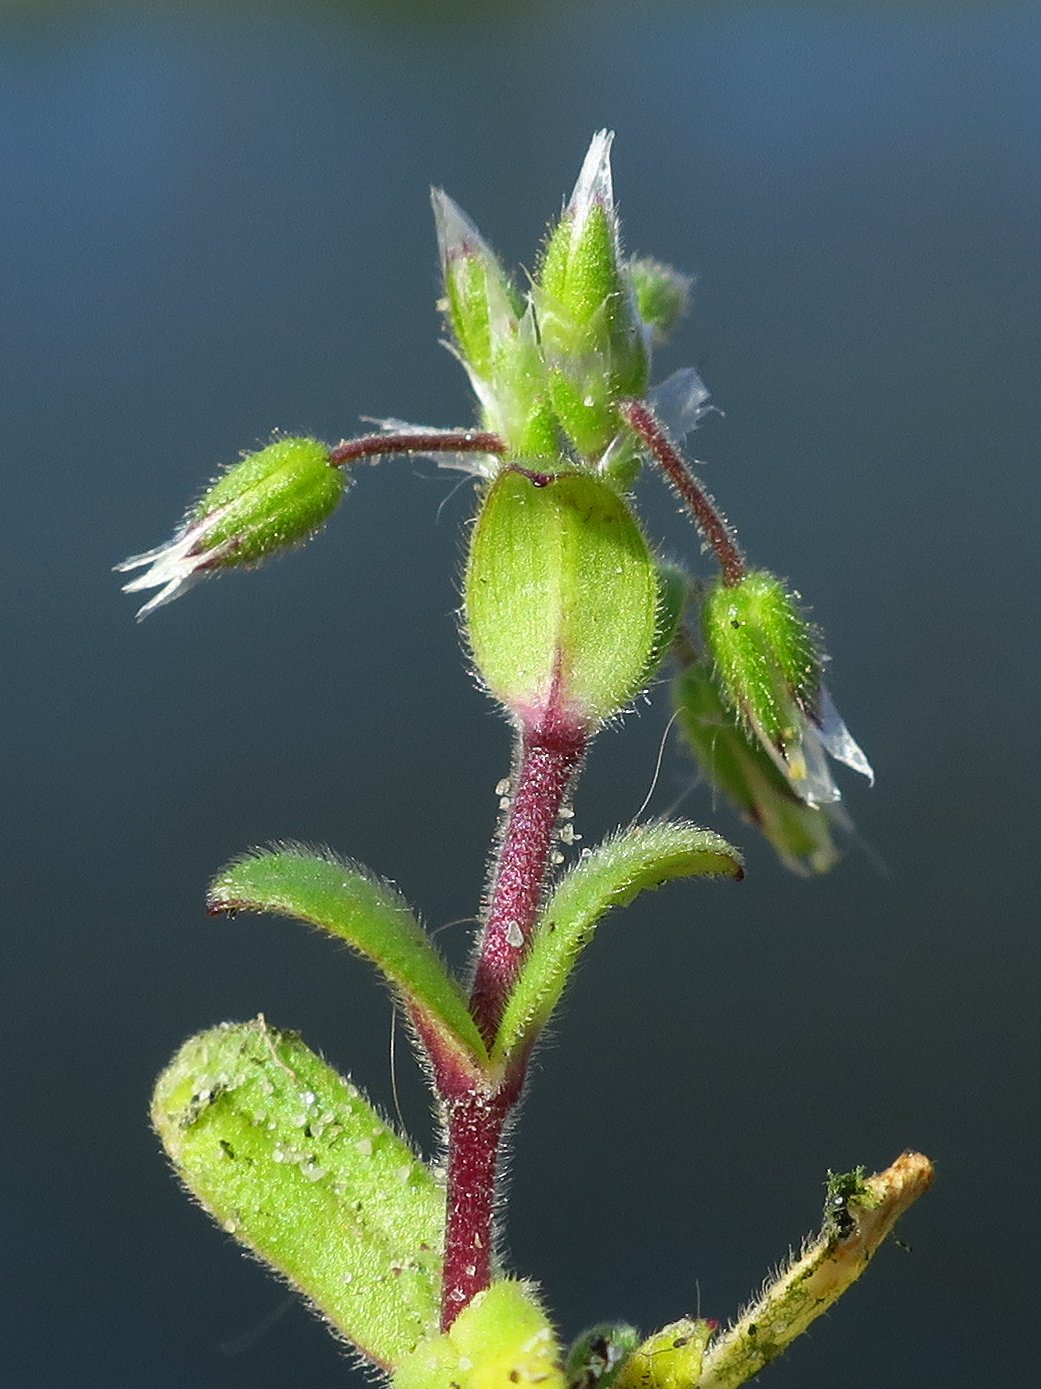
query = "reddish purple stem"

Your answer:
(439, 1082), (517, 1329)
(469, 707), (588, 1049)
(329, 429), (505, 467)
(438, 704), (588, 1328)
(620, 398), (746, 586)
